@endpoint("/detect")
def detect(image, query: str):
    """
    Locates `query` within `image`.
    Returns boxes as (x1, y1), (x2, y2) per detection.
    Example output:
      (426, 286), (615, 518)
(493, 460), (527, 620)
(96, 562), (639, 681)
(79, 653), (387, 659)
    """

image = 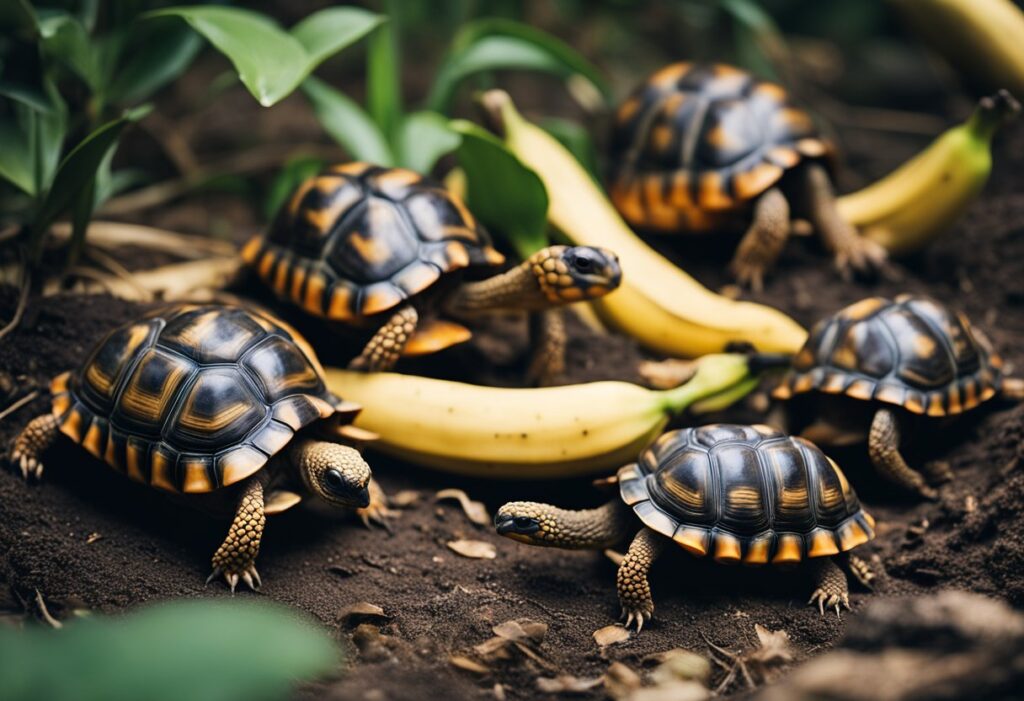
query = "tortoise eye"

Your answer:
(514, 516), (535, 529)
(324, 469), (346, 490)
